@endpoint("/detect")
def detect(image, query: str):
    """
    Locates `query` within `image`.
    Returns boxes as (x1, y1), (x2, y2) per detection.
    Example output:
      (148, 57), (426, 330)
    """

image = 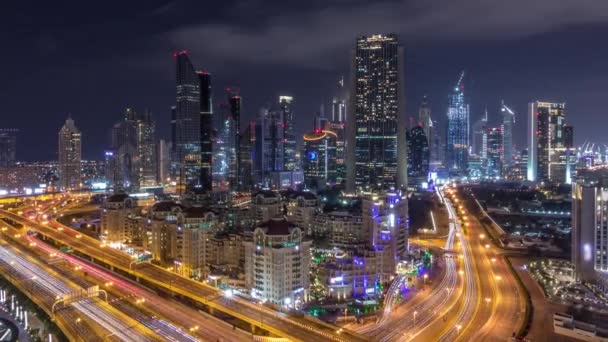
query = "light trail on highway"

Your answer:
(0, 241), (152, 341)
